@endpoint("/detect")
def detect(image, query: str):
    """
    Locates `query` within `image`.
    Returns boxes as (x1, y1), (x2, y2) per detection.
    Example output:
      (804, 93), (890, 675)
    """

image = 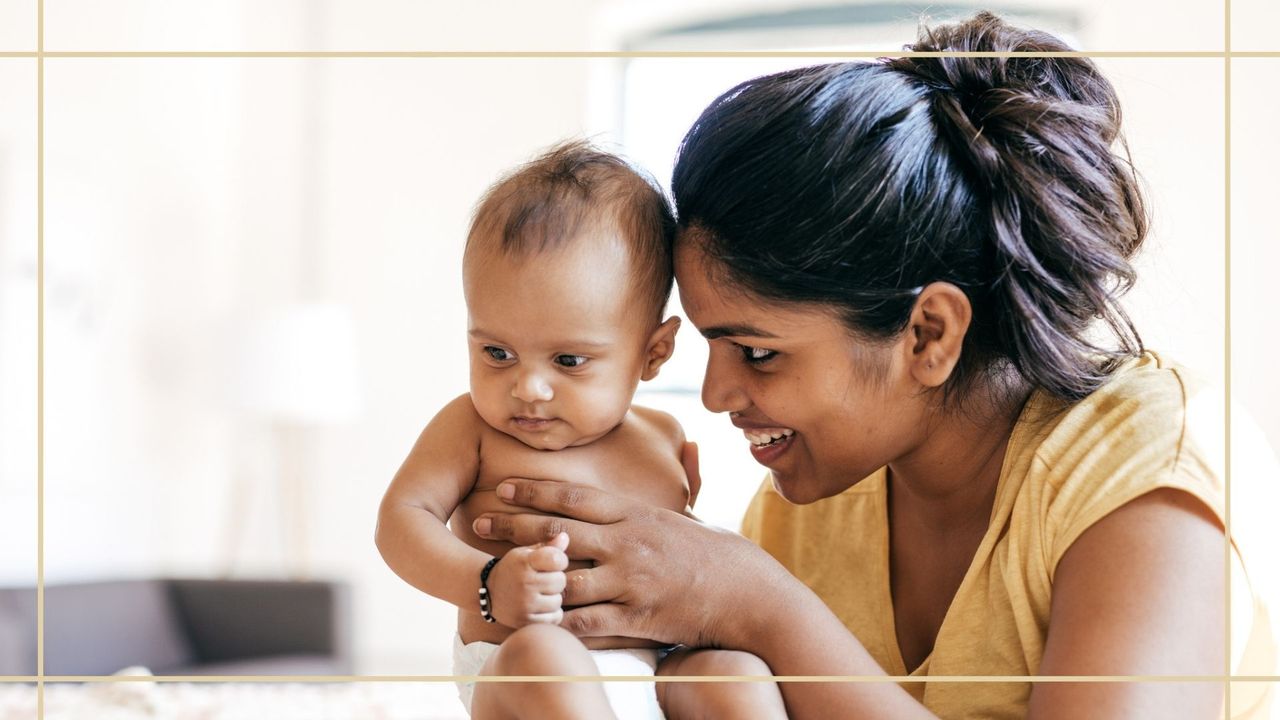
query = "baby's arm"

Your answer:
(634, 405), (701, 515)
(375, 394), (492, 610)
(374, 394), (568, 627)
